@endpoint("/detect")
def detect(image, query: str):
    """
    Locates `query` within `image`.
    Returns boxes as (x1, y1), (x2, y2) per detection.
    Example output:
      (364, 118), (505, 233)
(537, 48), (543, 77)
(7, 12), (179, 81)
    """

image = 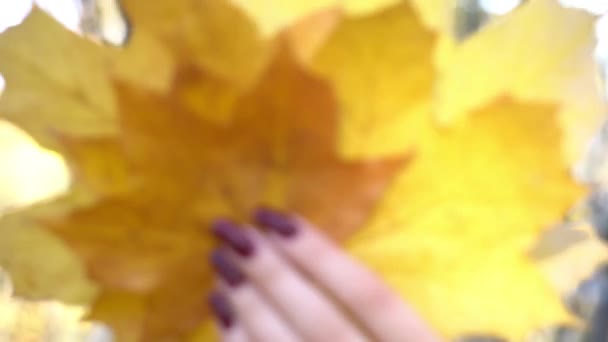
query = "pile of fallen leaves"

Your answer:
(0, 0), (604, 340)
